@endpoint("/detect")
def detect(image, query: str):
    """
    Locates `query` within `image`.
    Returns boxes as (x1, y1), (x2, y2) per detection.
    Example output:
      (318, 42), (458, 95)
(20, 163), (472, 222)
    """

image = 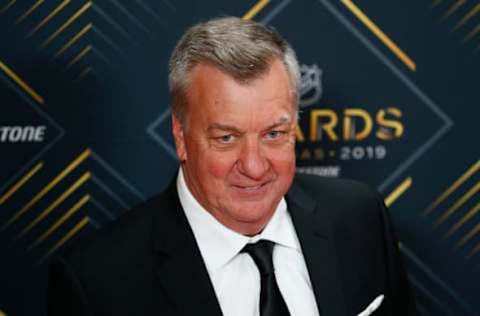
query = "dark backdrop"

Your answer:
(0, 0), (479, 315)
